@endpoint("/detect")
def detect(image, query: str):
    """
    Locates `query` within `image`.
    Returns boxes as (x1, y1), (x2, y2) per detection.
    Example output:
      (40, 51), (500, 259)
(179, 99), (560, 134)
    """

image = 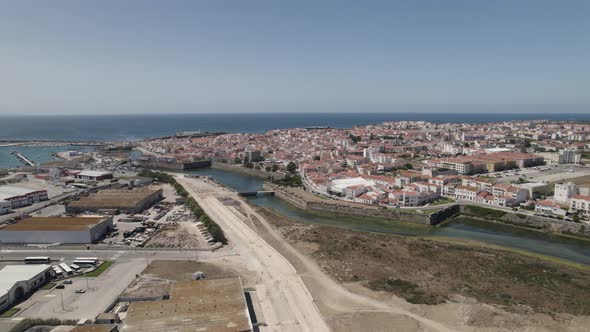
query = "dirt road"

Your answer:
(177, 176), (329, 332)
